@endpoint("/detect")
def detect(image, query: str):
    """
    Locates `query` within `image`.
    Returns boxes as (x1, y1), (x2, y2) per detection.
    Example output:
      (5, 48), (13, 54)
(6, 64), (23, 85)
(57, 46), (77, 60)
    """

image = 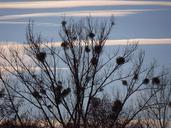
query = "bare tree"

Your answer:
(142, 70), (171, 128)
(0, 80), (22, 123)
(0, 17), (170, 128)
